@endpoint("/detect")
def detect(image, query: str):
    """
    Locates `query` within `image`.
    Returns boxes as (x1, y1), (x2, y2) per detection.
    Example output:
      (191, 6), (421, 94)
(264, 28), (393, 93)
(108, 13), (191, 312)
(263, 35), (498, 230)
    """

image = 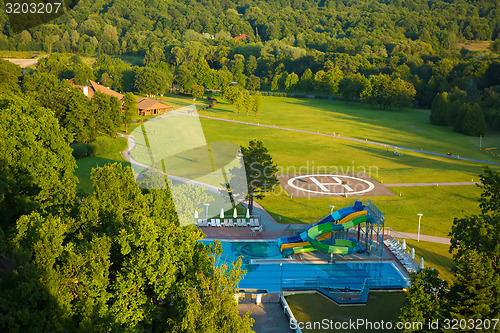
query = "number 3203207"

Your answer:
(5, 2), (63, 14)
